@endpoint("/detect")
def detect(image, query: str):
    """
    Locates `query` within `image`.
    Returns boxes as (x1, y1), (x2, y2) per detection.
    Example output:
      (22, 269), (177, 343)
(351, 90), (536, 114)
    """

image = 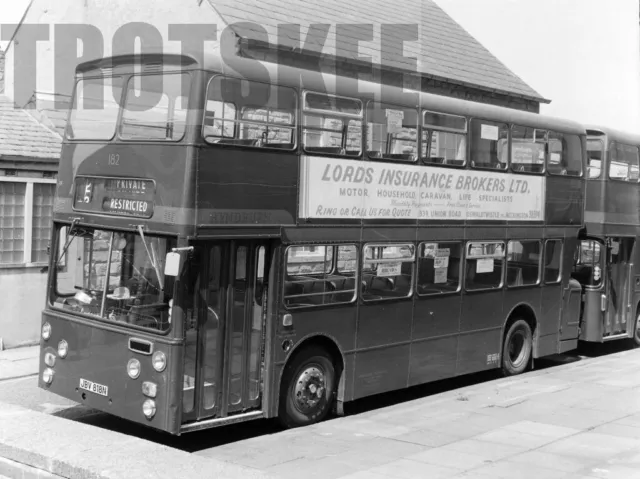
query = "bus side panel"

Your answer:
(196, 148), (297, 225)
(580, 289), (604, 342)
(457, 290), (504, 375)
(546, 177), (583, 226)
